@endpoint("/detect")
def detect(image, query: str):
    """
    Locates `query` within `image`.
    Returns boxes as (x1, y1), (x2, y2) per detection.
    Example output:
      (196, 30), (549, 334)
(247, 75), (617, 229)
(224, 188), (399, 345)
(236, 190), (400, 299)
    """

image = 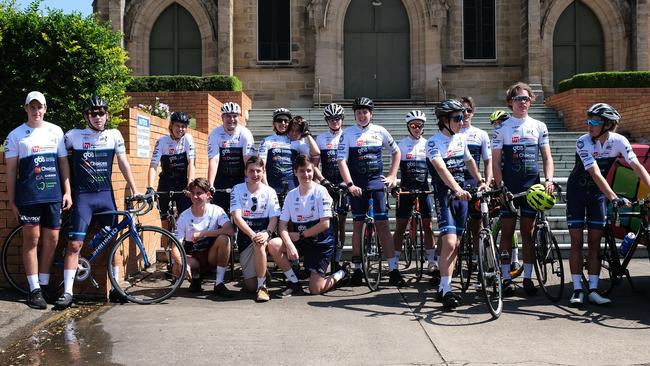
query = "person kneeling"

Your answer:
(268, 155), (349, 296)
(175, 178), (234, 297)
